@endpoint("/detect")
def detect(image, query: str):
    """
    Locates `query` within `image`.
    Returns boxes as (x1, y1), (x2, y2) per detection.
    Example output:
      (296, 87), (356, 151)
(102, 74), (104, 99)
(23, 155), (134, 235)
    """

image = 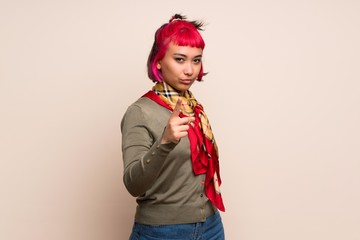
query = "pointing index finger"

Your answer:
(172, 98), (182, 117)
